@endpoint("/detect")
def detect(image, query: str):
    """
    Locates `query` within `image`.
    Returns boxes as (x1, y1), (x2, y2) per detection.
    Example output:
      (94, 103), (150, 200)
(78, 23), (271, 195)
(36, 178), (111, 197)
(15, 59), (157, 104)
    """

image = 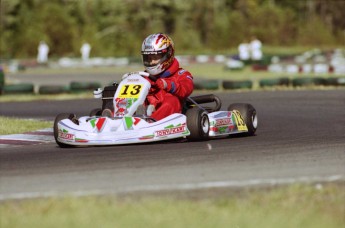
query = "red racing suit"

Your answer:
(145, 58), (194, 121)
